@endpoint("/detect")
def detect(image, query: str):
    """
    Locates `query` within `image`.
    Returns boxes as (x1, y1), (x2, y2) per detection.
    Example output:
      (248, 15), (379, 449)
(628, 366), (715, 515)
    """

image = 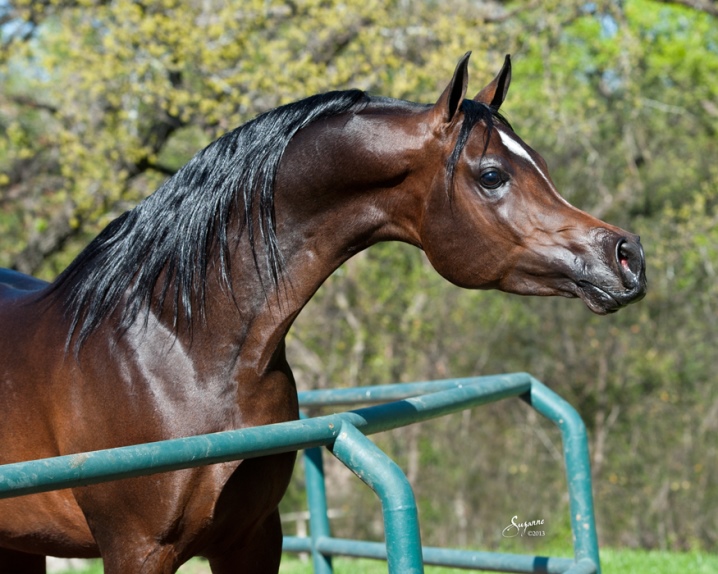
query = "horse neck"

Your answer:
(197, 105), (434, 377)
(274, 105), (433, 272)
